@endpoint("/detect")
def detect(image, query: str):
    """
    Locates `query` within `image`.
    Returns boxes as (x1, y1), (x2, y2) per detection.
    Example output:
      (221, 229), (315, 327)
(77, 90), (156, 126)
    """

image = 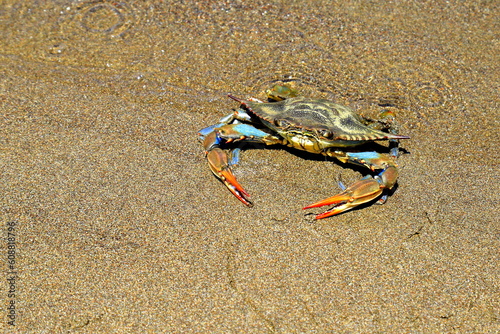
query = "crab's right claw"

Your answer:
(206, 148), (253, 207)
(303, 177), (384, 219)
